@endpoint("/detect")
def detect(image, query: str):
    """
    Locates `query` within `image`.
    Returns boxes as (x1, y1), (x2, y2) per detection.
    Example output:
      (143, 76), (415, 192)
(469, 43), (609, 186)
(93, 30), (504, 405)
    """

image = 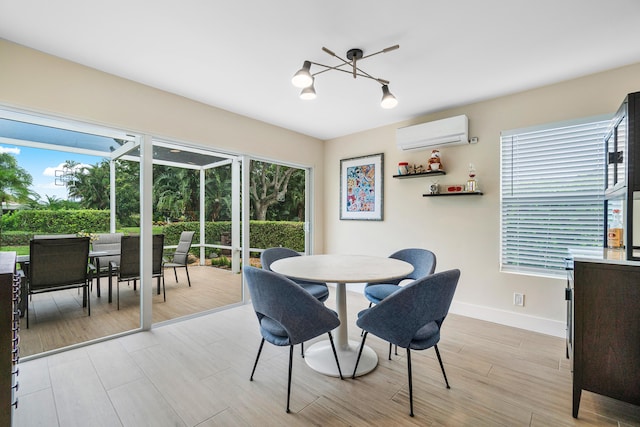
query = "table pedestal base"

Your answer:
(304, 339), (378, 378)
